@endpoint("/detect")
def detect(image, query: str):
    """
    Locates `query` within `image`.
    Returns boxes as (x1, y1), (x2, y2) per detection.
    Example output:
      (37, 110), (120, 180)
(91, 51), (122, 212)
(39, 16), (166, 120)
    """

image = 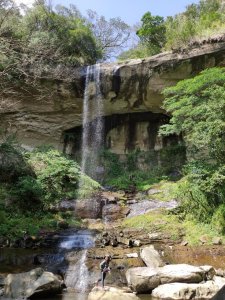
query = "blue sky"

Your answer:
(51, 0), (200, 25)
